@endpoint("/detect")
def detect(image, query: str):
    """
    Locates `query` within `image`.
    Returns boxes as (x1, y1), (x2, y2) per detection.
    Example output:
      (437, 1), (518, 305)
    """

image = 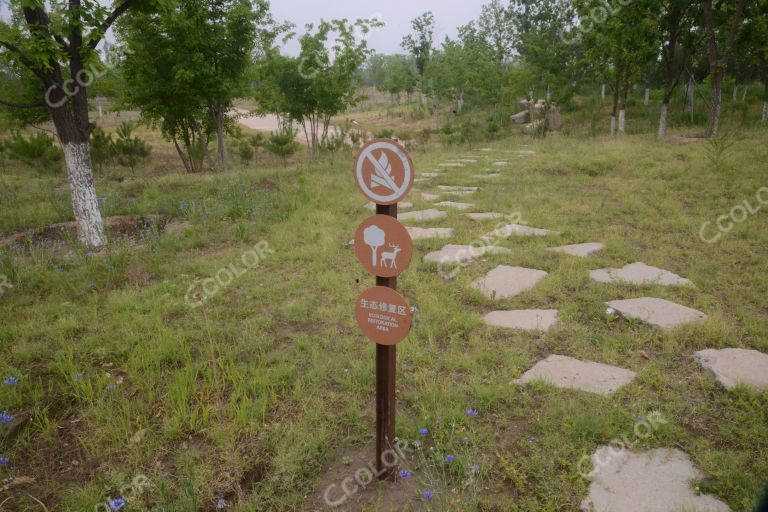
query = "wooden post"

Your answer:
(375, 203), (397, 480)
